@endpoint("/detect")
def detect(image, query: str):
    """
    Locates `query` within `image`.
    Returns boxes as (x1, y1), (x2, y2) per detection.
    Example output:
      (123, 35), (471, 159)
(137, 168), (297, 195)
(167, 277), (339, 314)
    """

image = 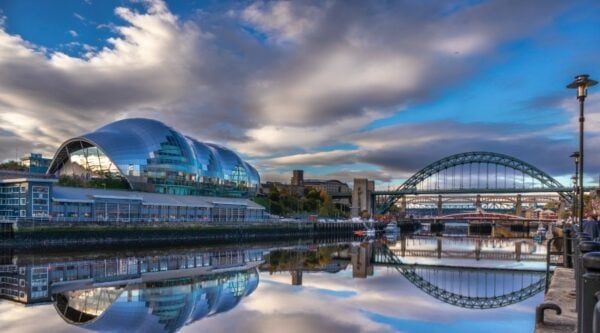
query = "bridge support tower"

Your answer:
(515, 194), (522, 217)
(400, 196), (407, 217)
(352, 178), (374, 218)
